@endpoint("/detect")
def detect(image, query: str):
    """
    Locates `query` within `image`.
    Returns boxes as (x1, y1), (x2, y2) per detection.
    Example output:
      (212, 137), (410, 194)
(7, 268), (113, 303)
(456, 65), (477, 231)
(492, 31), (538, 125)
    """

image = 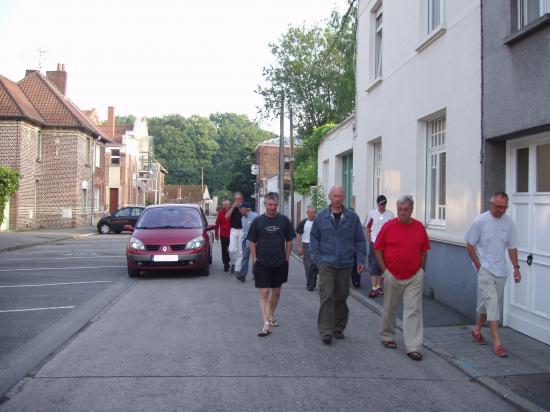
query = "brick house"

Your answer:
(0, 65), (112, 230)
(162, 184), (213, 215)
